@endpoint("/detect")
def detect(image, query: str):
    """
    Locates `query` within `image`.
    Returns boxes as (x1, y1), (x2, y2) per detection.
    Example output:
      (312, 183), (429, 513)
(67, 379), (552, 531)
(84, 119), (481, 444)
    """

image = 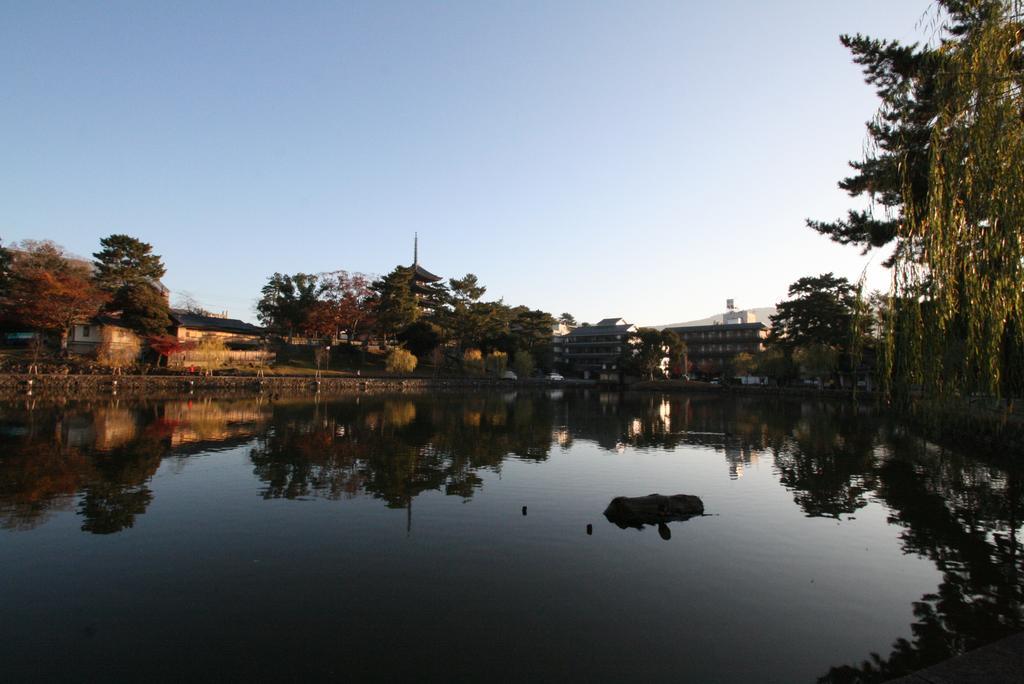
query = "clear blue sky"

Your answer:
(2, 1), (930, 325)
